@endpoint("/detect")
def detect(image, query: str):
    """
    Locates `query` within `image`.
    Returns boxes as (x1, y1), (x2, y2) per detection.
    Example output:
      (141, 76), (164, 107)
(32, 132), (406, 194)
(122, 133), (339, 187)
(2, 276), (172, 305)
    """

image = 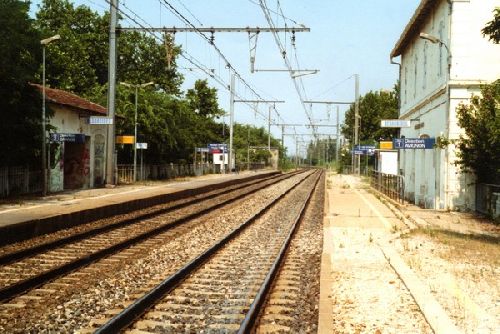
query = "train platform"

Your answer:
(0, 170), (277, 245)
(319, 173), (499, 333)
